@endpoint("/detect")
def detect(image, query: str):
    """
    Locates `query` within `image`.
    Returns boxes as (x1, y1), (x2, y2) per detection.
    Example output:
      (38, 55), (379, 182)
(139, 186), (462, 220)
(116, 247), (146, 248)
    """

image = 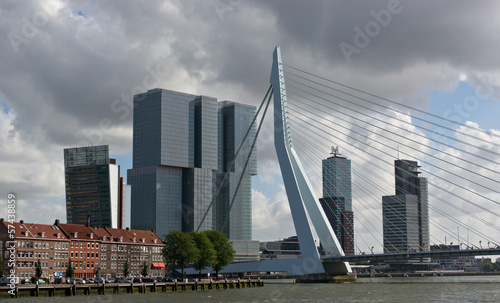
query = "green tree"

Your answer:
(483, 260), (494, 272)
(163, 230), (199, 280)
(141, 261), (149, 277)
(493, 262), (500, 271)
(123, 260), (129, 278)
(0, 257), (4, 277)
(191, 231), (217, 279)
(66, 259), (74, 280)
(205, 230), (235, 280)
(35, 259), (43, 279)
